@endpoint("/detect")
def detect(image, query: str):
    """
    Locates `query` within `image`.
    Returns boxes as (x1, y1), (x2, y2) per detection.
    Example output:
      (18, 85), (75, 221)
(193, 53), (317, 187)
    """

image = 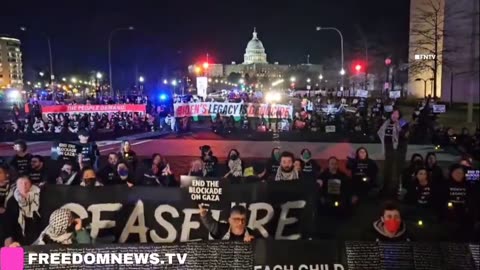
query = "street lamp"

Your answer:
(171, 80), (177, 86)
(316, 26), (344, 89)
(96, 72), (103, 79)
(163, 79), (168, 85)
(21, 27), (54, 83)
(108, 26), (135, 99)
(307, 78), (311, 83)
(39, 71), (44, 77)
(290, 76), (296, 83)
(239, 78), (245, 84)
(62, 77), (66, 82)
(71, 77), (77, 83)
(138, 76), (145, 83)
(319, 74), (323, 80)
